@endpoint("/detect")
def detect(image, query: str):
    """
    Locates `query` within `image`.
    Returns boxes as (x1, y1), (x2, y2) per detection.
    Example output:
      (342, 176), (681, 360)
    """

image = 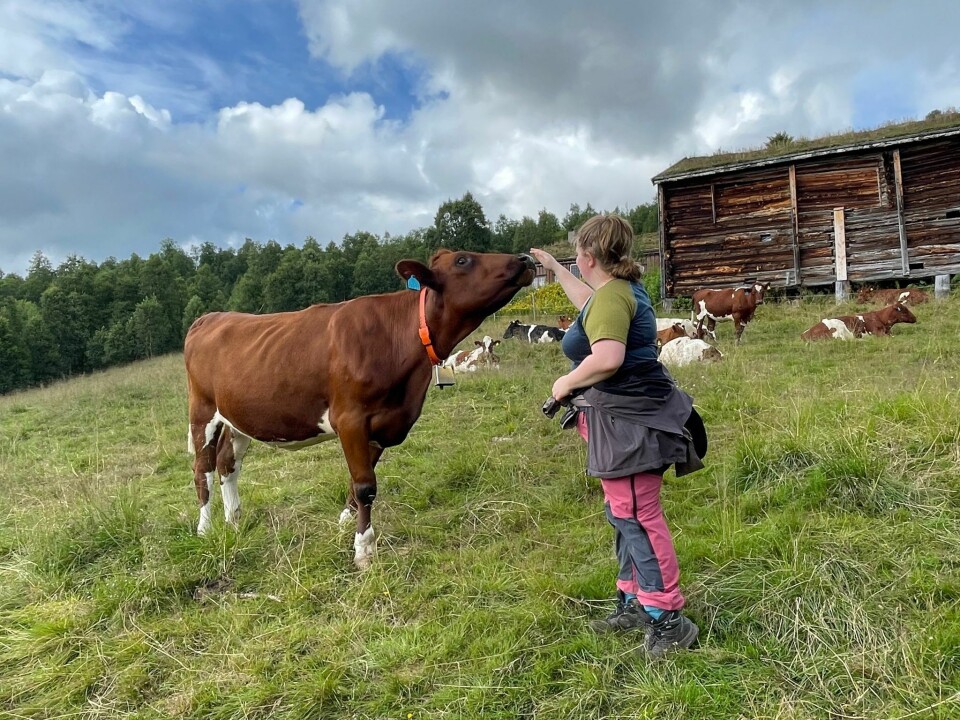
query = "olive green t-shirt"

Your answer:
(582, 279), (638, 344)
